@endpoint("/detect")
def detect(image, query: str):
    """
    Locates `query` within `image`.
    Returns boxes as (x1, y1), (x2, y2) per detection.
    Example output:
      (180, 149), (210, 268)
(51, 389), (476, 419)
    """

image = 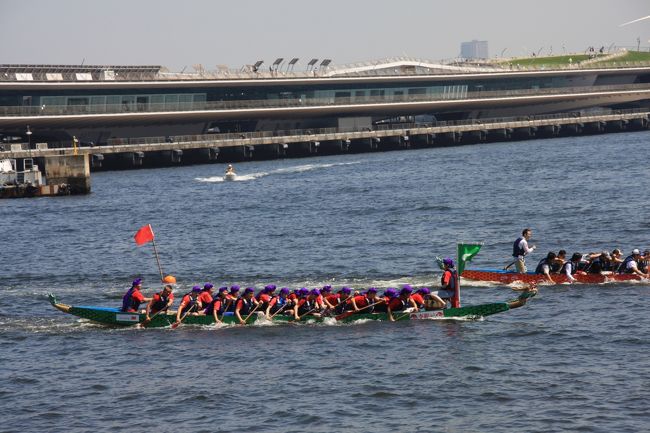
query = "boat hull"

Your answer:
(462, 268), (645, 284)
(48, 293), (533, 328)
